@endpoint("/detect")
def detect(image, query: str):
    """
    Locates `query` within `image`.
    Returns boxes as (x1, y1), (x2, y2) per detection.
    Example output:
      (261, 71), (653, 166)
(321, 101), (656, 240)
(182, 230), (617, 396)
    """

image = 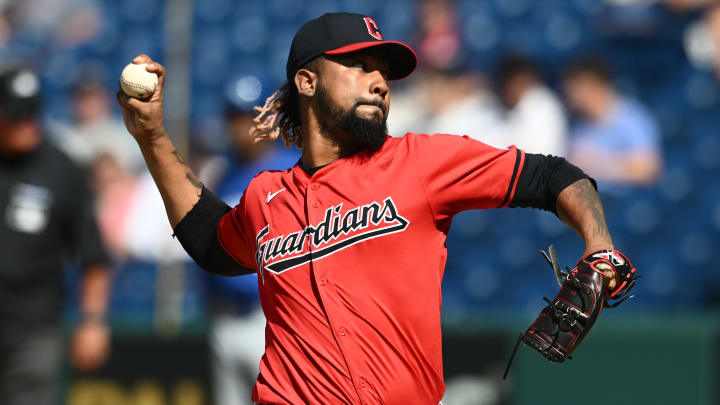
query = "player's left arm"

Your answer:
(554, 178), (616, 287)
(555, 178), (612, 254)
(509, 153), (617, 285)
(509, 154), (638, 365)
